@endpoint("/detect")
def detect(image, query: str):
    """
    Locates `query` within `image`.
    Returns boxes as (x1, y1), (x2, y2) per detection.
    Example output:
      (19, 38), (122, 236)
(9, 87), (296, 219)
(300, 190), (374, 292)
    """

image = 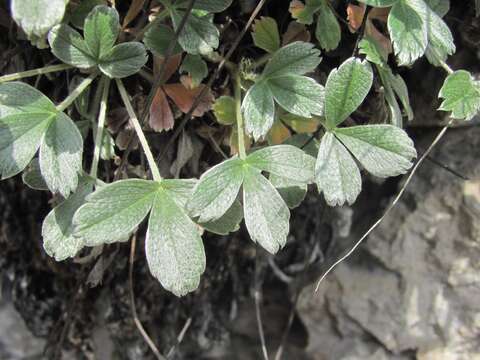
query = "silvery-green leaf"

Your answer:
(84, 5), (120, 59)
(269, 174), (307, 209)
(180, 54), (208, 86)
(315, 132), (361, 206)
(146, 188), (205, 296)
(243, 166), (290, 254)
(359, 36), (388, 66)
(388, 0), (428, 66)
(187, 157), (244, 223)
(423, 3), (455, 67)
(438, 70), (480, 121)
(22, 158), (48, 190)
(252, 16), (280, 53)
(42, 177), (94, 261)
(39, 112), (83, 197)
(357, 0), (398, 6)
(144, 24), (182, 56)
(99, 42), (148, 78)
(325, 57), (373, 129)
(48, 24), (96, 68)
(0, 81), (57, 117)
(11, 0), (68, 47)
(246, 144), (315, 183)
(73, 179), (159, 246)
(315, 1), (341, 52)
(262, 41), (322, 78)
(68, 0), (107, 29)
(424, 0), (449, 16)
(200, 200), (243, 235)
(334, 125), (416, 178)
(171, 9), (219, 54)
(242, 82), (275, 140)
(160, 178), (198, 208)
(268, 75), (325, 118)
